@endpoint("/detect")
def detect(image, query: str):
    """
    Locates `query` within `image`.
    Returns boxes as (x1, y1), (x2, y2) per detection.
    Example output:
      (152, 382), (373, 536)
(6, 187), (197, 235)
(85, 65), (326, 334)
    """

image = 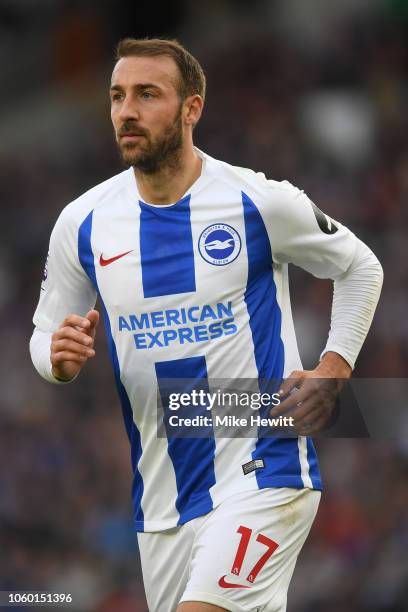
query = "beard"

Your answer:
(116, 105), (183, 175)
